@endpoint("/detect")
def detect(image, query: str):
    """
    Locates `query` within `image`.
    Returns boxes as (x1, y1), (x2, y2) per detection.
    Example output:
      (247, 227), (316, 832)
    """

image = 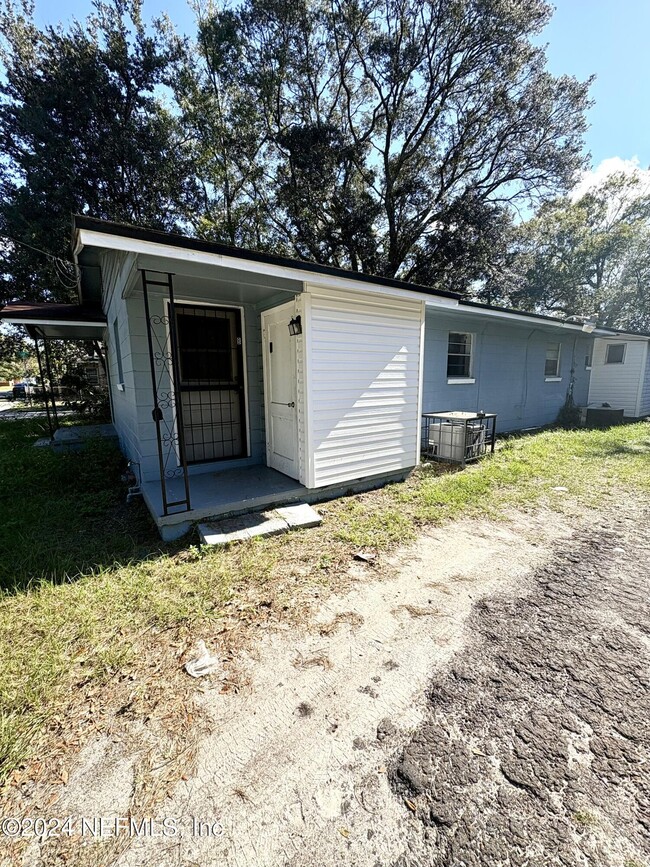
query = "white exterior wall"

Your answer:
(640, 343), (650, 416)
(588, 337), (650, 417)
(305, 285), (424, 488)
